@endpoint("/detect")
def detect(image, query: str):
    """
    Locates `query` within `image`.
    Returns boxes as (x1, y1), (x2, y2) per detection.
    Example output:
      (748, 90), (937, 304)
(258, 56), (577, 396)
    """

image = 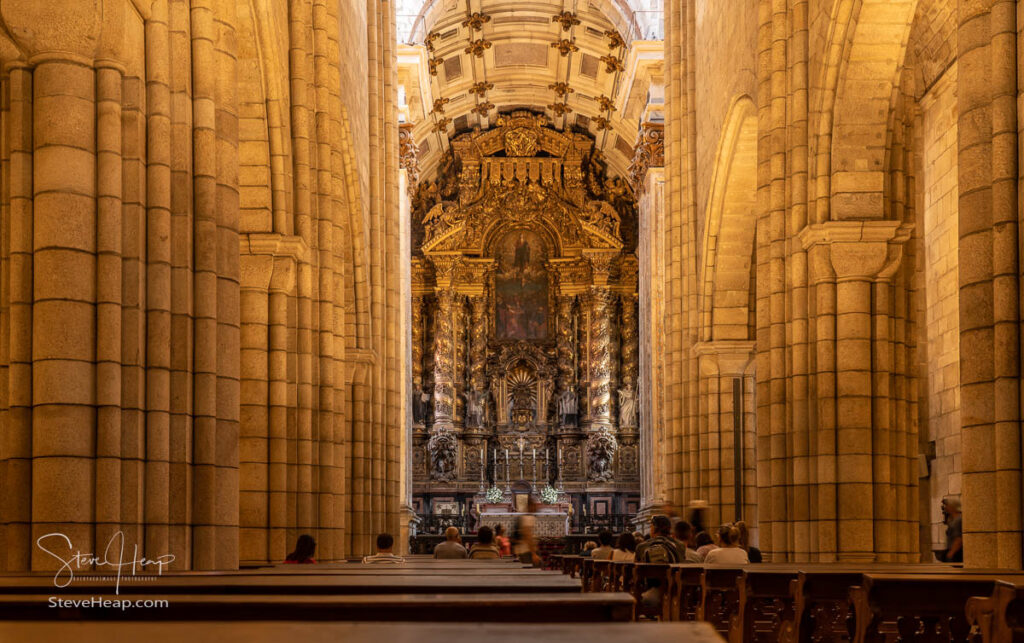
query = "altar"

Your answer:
(478, 511), (570, 539)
